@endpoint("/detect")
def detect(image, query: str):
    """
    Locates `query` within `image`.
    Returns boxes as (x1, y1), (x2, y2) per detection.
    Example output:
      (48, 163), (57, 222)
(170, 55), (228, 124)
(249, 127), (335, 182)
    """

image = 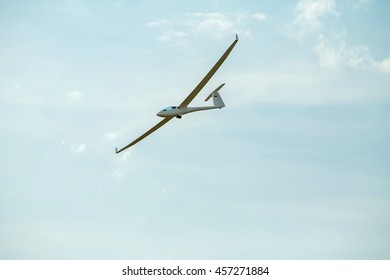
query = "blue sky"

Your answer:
(1, 0), (389, 259)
